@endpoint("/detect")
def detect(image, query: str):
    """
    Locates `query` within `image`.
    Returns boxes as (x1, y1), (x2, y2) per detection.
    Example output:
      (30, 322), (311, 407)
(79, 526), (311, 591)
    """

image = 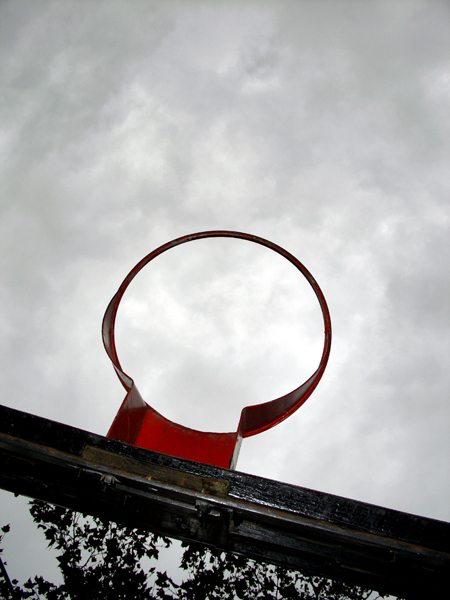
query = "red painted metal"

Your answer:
(103, 231), (331, 469)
